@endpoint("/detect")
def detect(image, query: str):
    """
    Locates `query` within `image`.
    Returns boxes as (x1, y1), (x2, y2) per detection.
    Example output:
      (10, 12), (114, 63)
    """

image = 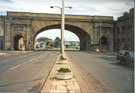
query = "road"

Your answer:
(0, 51), (59, 93)
(67, 51), (134, 93)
